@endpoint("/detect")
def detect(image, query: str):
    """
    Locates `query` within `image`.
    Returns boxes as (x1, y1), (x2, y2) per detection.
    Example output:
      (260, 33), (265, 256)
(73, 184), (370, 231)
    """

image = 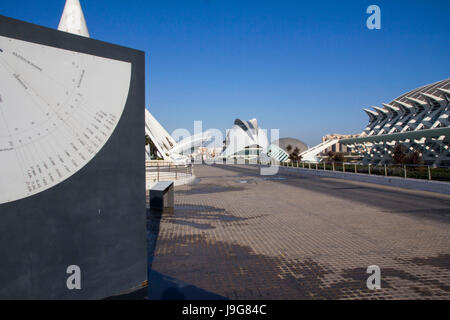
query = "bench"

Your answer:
(149, 181), (174, 210)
